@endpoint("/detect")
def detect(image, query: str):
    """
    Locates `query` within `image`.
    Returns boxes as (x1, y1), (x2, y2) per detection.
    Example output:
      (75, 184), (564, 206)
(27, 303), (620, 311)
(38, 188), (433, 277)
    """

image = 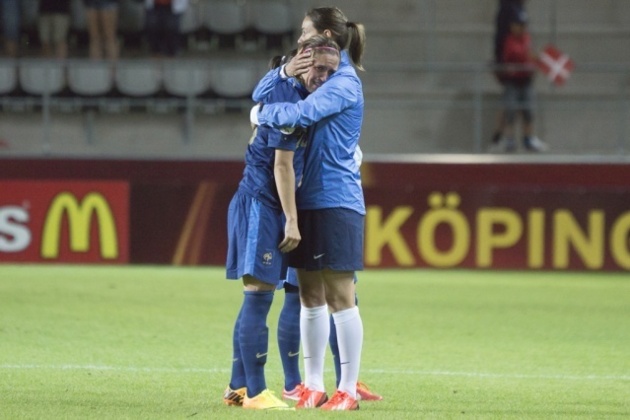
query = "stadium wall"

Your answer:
(1, 158), (630, 271)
